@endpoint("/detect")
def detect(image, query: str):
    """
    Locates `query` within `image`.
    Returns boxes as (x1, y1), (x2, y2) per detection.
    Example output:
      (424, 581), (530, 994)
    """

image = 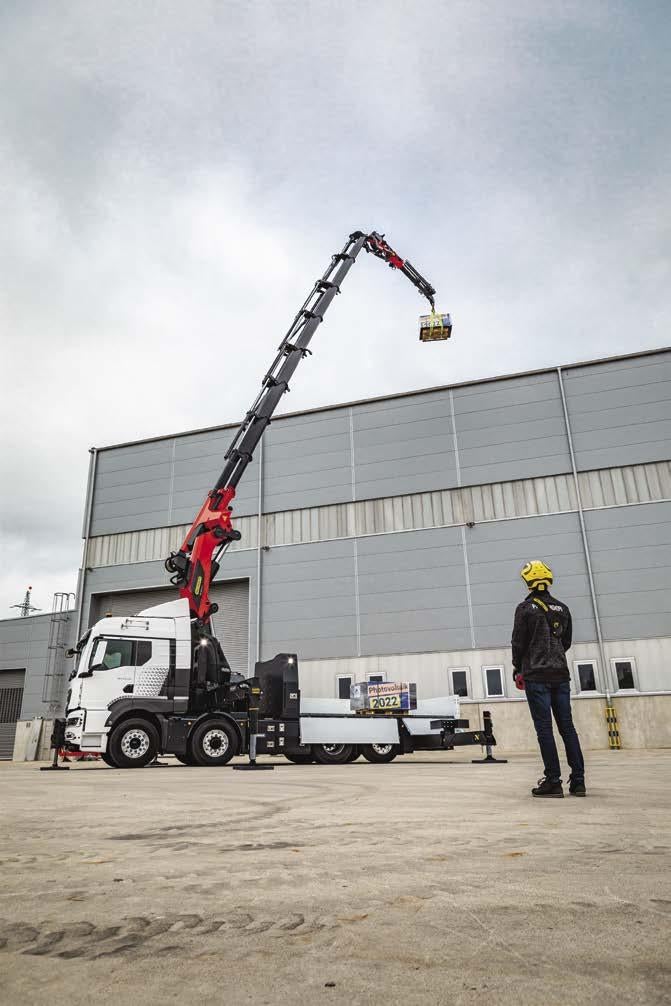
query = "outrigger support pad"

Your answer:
(430, 709), (507, 763)
(471, 710), (507, 763)
(40, 718), (70, 771)
(233, 679), (275, 771)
